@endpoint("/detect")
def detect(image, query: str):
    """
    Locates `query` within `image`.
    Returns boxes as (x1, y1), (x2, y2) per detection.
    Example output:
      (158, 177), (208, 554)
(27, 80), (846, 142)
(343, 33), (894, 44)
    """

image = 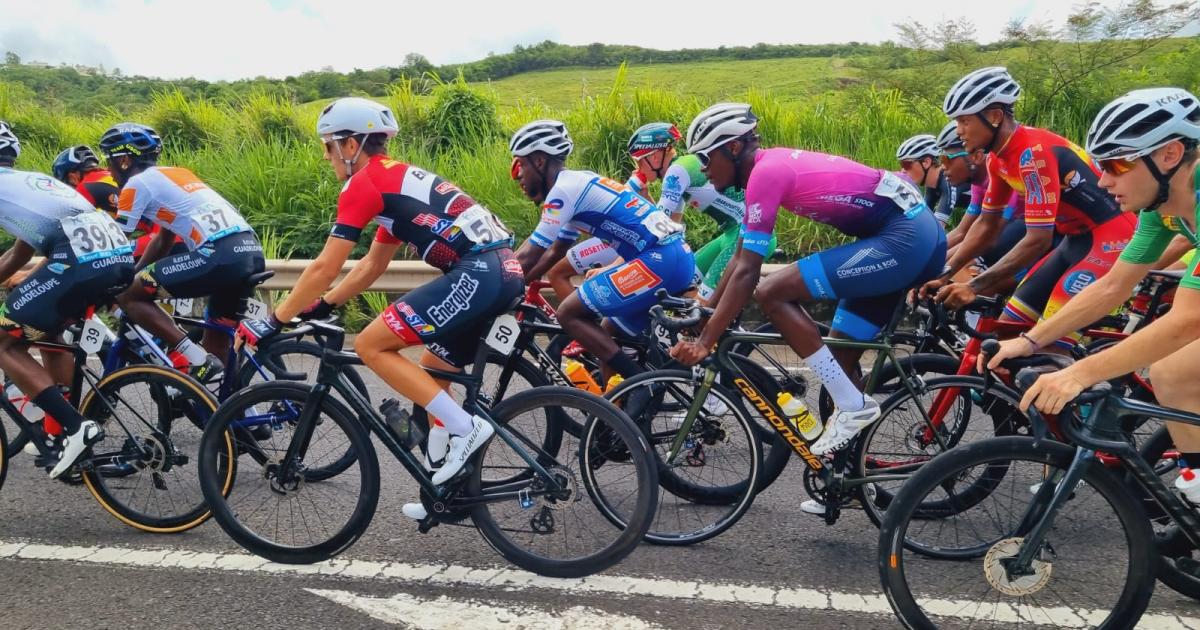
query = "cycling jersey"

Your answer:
(117, 166), (253, 250)
(0, 167), (134, 340)
(934, 170), (971, 225)
(333, 155), (512, 271)
(982, 125), (1122, 235)
(741, 148), (928, 256)
(530, 169), (685, 260)
(967, 184), (1024, 220)
(0, 168), (133, 263)
(77, 169), (119, 215)
(1119, 163), (1200, 290)
(658, 155), (744, 231)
